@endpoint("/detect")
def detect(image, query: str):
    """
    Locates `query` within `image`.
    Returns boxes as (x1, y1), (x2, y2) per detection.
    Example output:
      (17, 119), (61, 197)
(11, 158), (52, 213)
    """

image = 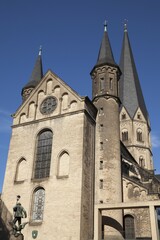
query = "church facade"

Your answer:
(1, 23), (160, 240)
